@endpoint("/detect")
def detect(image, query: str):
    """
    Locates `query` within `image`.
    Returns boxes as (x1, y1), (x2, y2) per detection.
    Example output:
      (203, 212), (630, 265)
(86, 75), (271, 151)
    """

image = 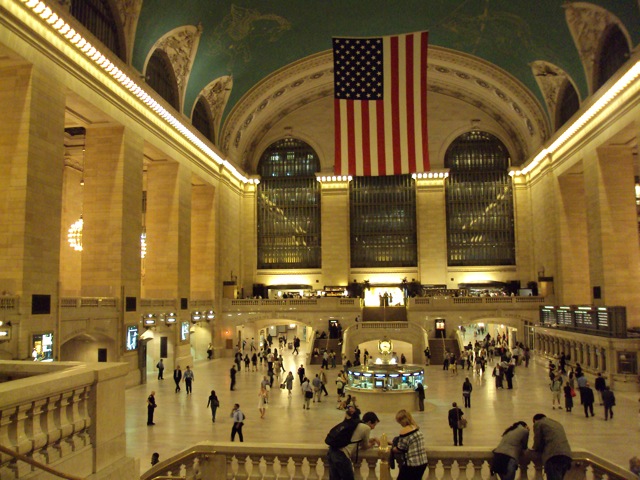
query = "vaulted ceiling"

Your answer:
(130, 1), (639, 168)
